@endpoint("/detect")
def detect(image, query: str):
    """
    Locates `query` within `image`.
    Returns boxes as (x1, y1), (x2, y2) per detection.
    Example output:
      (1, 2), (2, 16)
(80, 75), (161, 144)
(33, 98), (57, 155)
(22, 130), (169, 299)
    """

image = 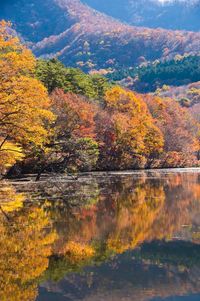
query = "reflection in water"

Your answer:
(0, 171), (200, 300)
(0, 185), (57, 301)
